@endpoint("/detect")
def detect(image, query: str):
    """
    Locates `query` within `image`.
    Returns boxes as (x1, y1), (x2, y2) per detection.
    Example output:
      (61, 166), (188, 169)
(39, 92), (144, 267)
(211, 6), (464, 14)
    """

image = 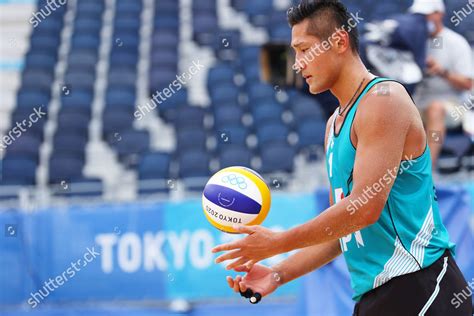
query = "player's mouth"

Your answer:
(304, 74), (313, 82)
